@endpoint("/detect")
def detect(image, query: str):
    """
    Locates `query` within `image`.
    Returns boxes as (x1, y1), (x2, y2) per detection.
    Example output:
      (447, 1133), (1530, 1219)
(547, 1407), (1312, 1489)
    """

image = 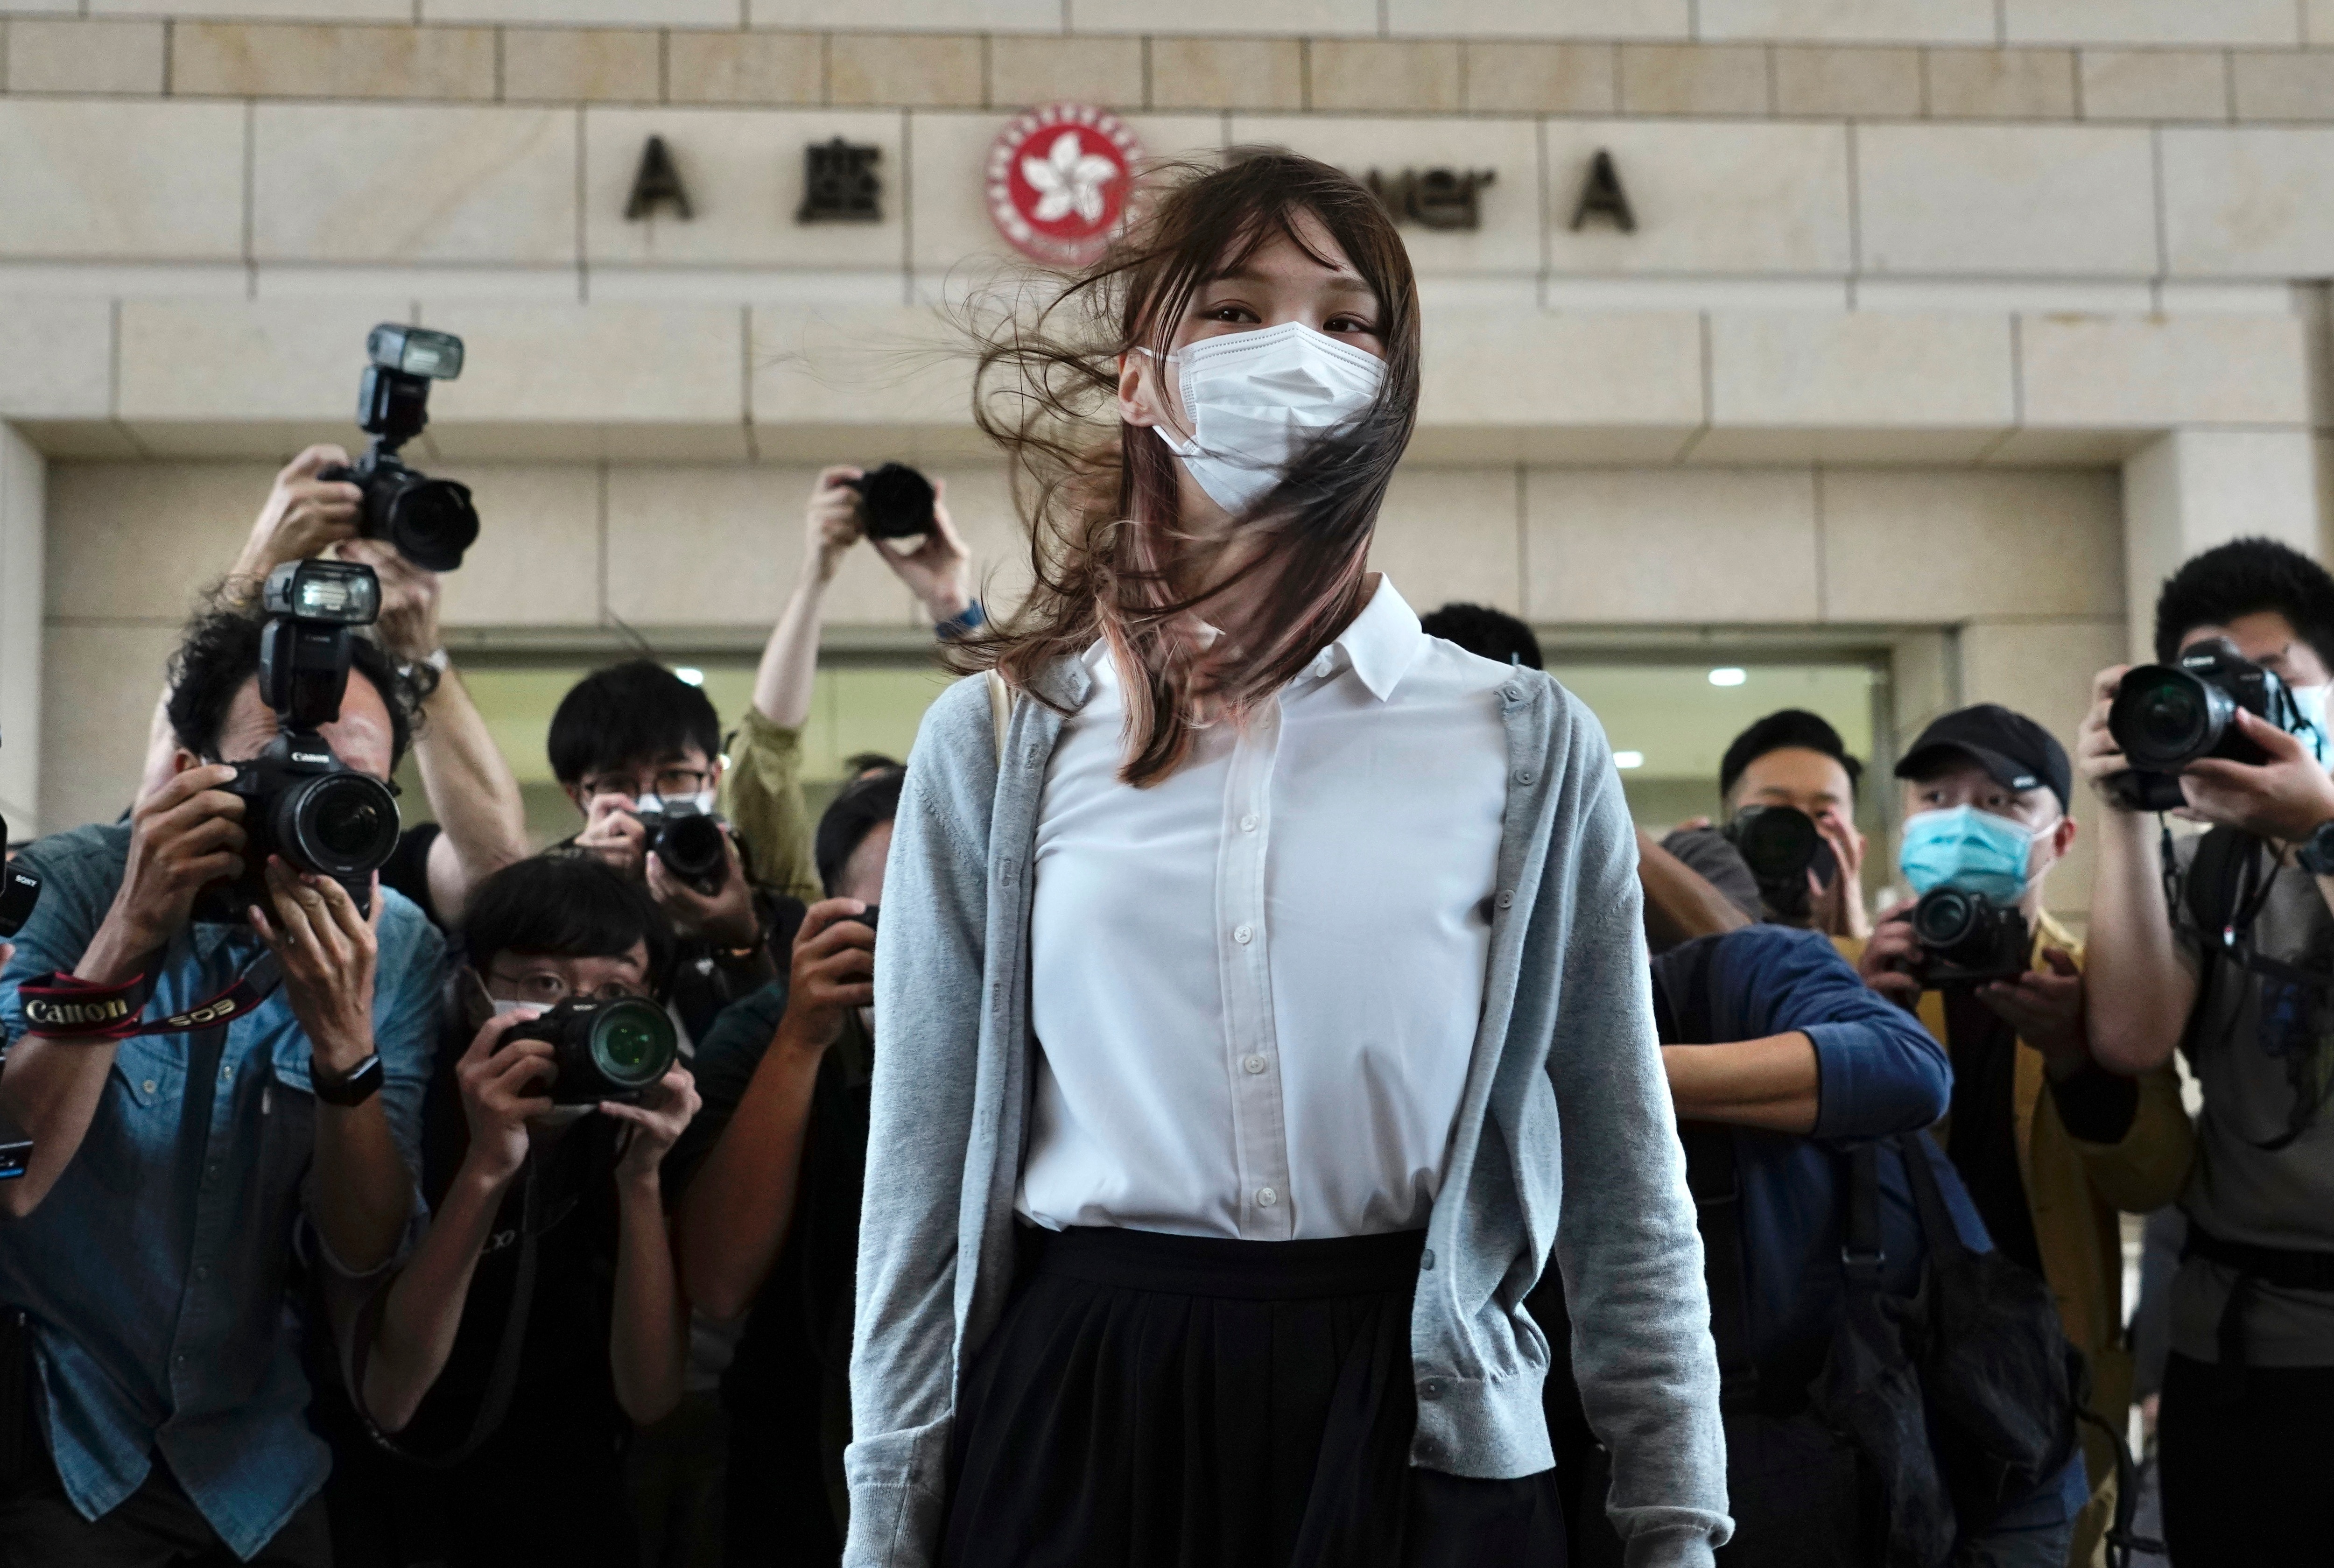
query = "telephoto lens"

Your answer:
(504, 997), (679, 1106)
(1724, 805), (1821, 886)
(2108, 665), (2245, 773)
(638, 797), (730, 895)
(1909, 887), (2030, 988)
(848, 462), (936, 541)
(219, 740), (403, 916)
